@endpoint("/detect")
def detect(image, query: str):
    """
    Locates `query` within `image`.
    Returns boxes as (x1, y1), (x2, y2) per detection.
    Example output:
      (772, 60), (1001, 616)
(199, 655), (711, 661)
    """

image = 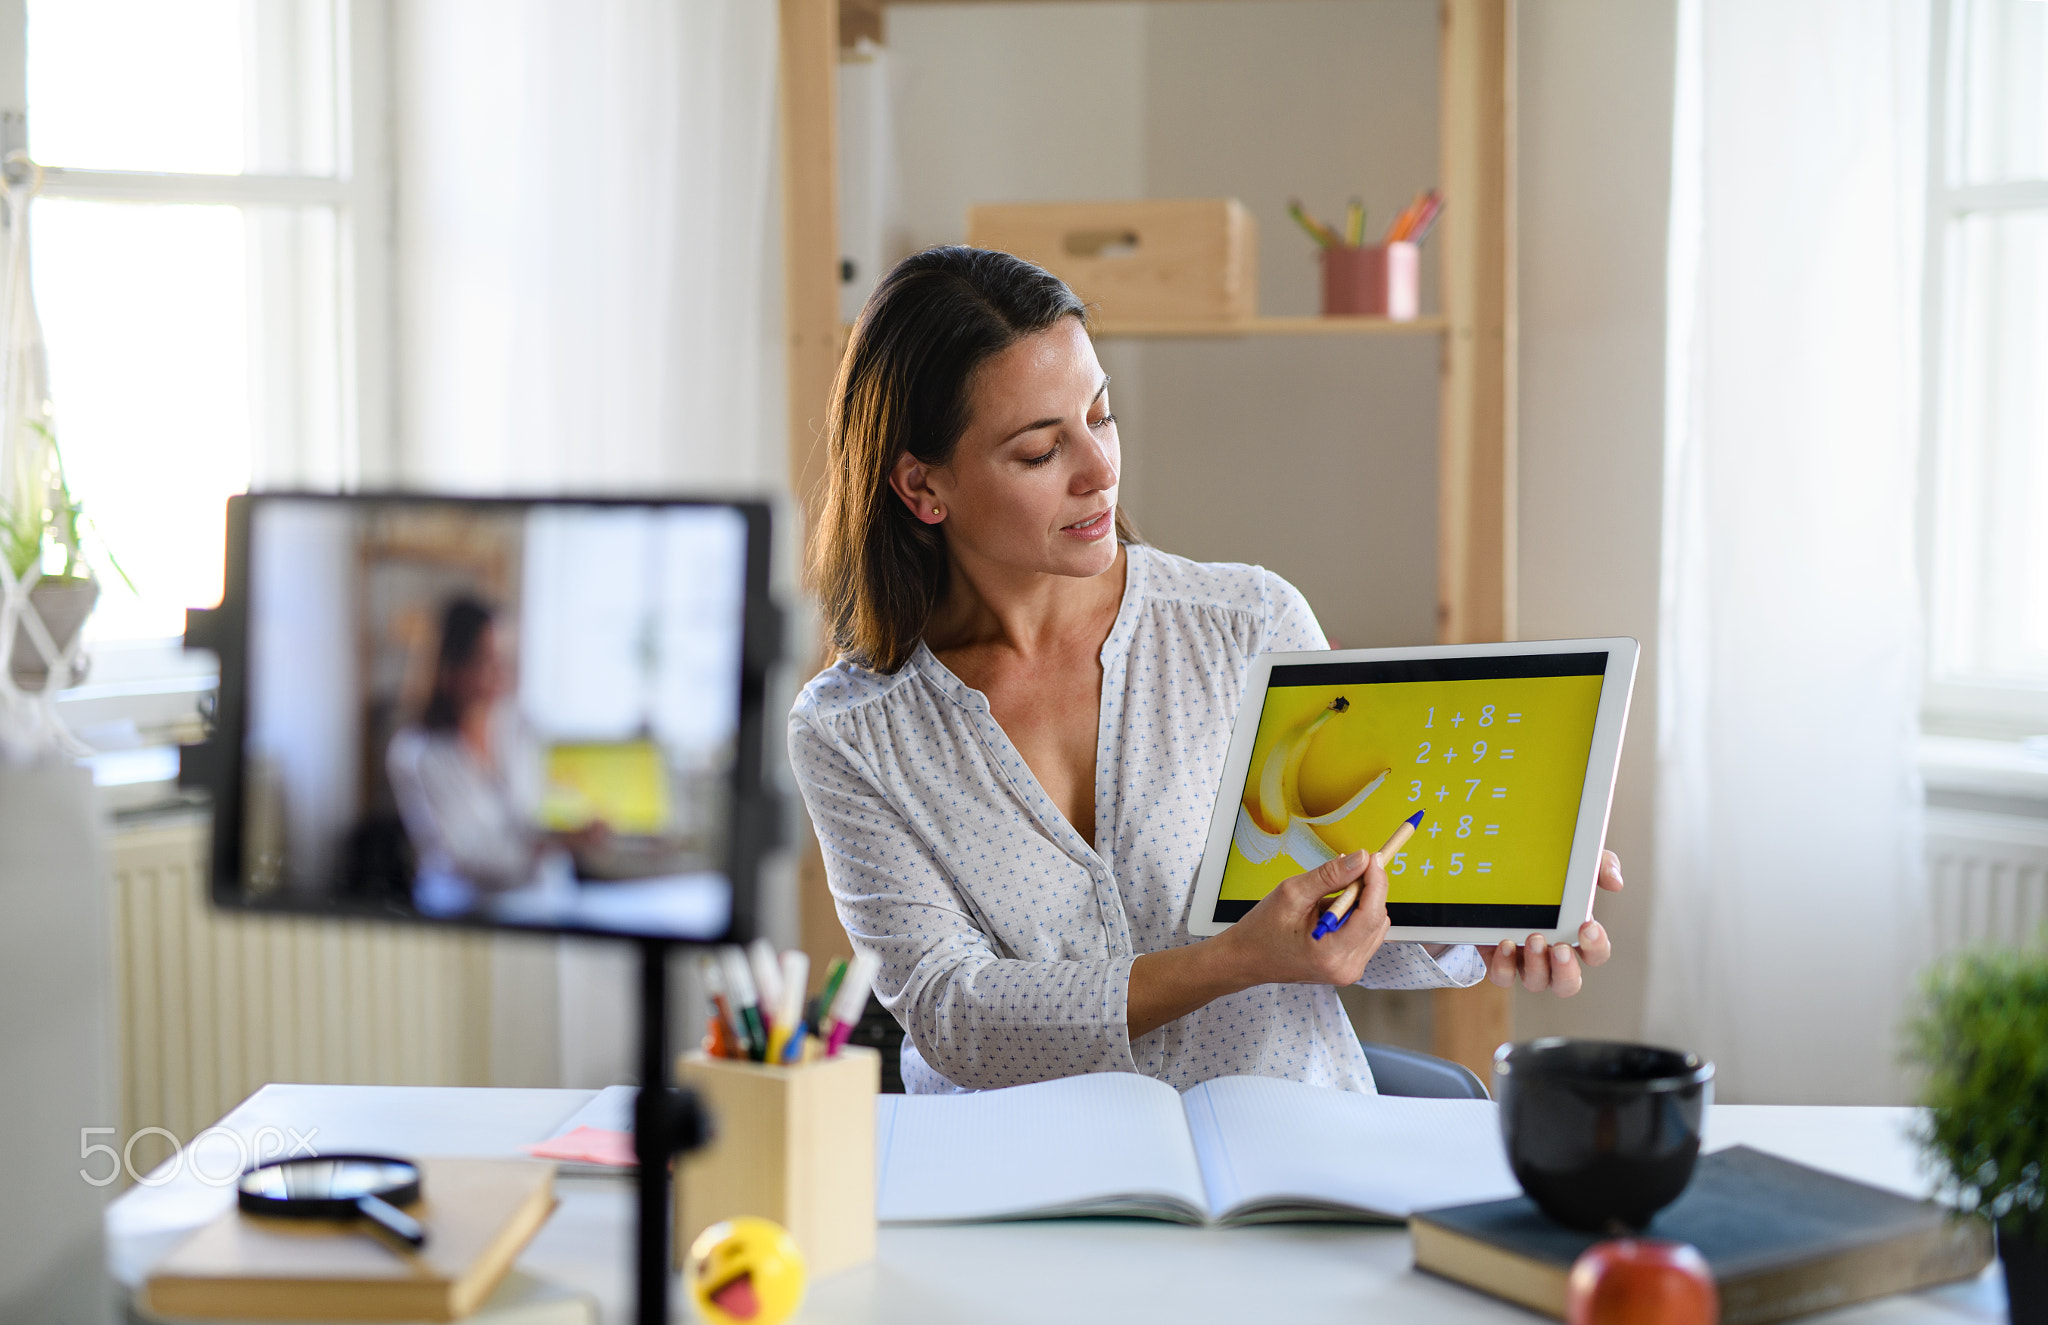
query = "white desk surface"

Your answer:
(107, 1084), (2009, 1324)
